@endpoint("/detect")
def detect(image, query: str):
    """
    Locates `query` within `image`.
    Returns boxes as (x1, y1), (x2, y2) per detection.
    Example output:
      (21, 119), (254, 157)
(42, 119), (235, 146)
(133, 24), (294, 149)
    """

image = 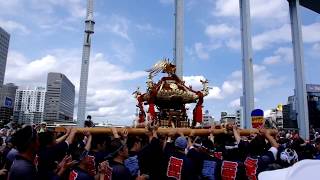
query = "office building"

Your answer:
(283, 84), (320, 129)
(202, 110), (214, 127)
(13, 87), (46, 124)
(0, 27), (10, 86)
(236, 108), (244, 128)
(0, 83), (18, 125)
(44, 72), (75, 124)
(220, 111), (241, 127)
